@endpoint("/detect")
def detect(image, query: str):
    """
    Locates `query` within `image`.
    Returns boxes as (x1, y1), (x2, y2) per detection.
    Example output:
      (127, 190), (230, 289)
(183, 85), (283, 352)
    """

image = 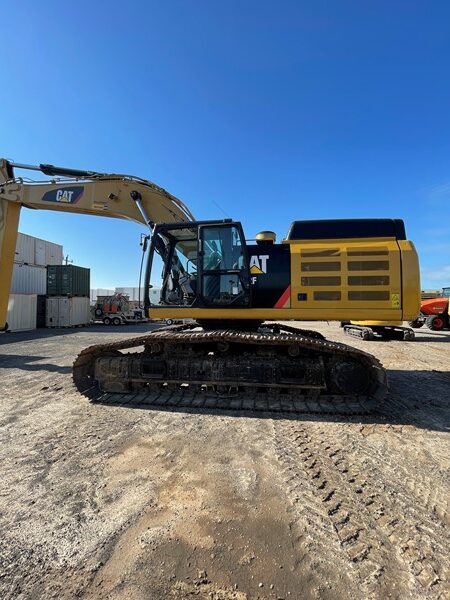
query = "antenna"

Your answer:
(212, 199), (231, 219)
